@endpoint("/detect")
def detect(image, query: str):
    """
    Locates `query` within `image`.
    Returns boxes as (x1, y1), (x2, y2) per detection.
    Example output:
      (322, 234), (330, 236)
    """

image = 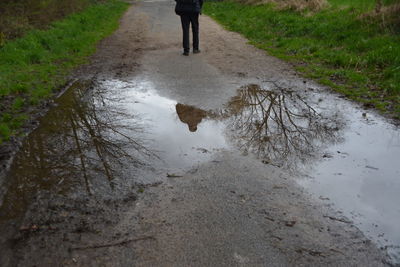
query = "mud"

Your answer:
(0, 0), (398, 266)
